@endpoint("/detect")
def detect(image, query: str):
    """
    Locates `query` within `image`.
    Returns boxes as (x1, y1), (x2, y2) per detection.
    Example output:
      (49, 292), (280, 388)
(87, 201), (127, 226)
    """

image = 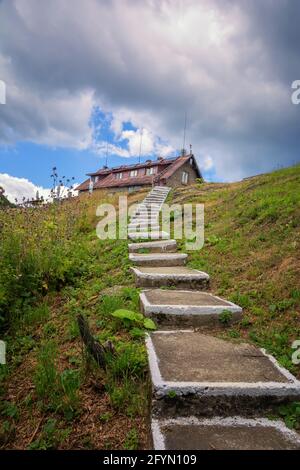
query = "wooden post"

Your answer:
(77, 314), (114, 368)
